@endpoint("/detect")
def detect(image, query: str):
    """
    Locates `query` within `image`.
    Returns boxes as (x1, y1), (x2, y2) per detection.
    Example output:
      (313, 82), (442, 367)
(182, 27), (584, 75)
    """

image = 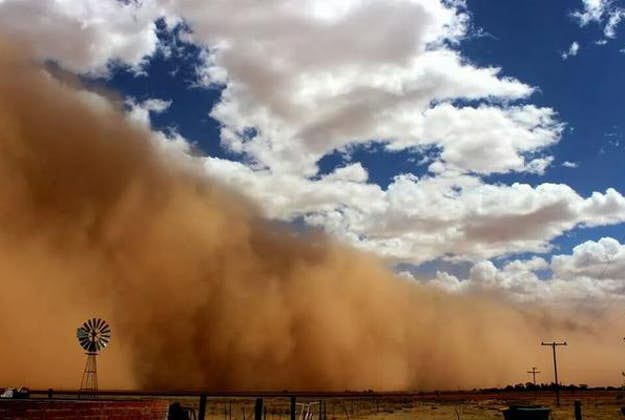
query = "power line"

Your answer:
(541, 341), (567, 407)
(527, 367), (541, 385)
